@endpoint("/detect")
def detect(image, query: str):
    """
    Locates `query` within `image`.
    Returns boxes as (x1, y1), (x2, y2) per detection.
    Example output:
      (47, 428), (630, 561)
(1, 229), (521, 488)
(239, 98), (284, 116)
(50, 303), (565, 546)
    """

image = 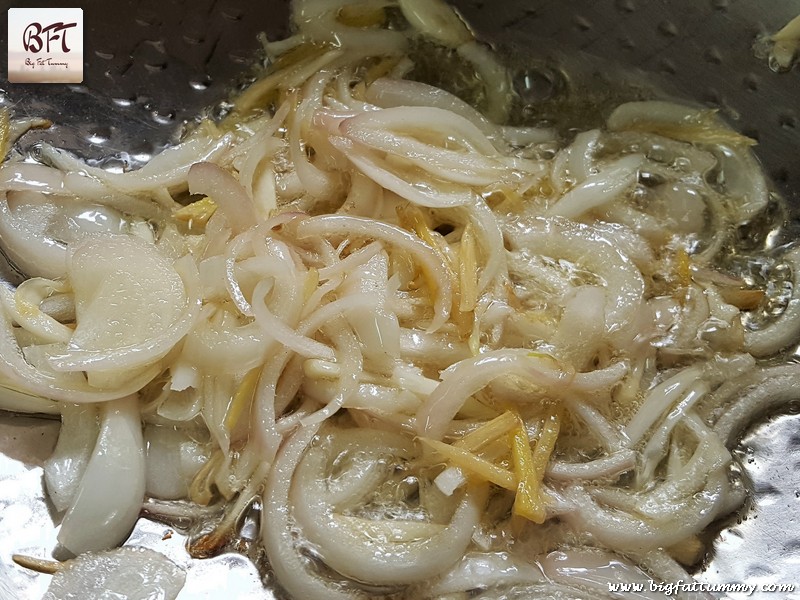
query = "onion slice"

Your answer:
(188, 162), (259, 234)
(47, 236), (197, 384)
(44, 403), (99, 513)
(43, 547), (185, 600)
(57, 395), (146, 555)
